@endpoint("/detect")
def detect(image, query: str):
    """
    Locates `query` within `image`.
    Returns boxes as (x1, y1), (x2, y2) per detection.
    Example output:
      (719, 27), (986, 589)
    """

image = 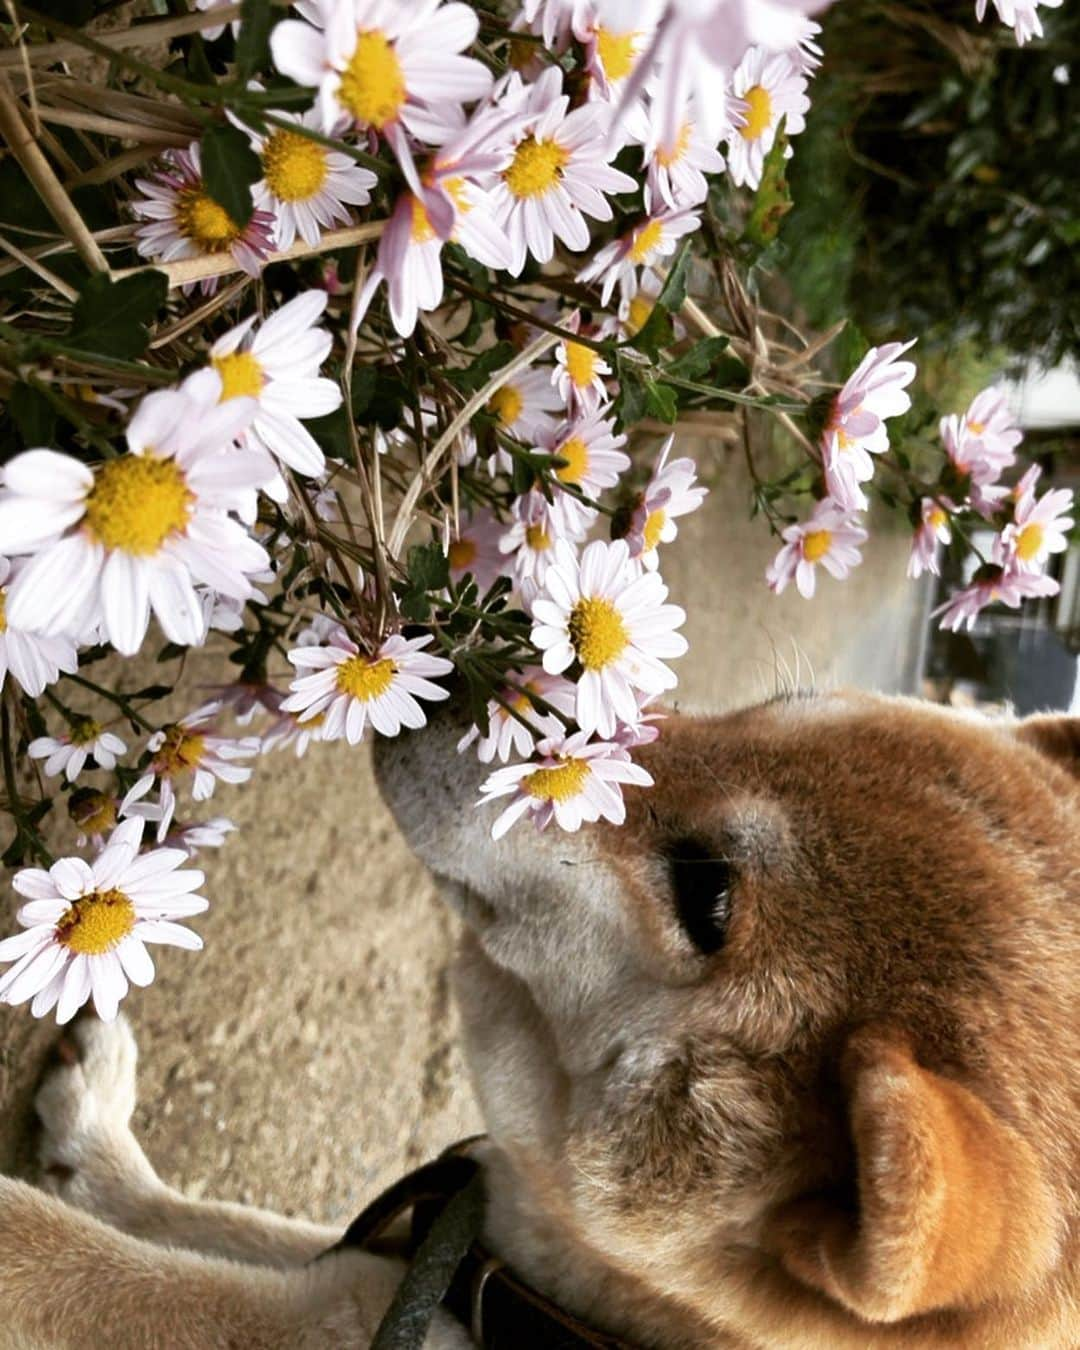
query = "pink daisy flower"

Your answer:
(576, 206), (700, 306)
(625, 436), (708, 570)
(907, 498), (953, 580)
(447, 507), (508, 594)
(821, 339), (917, 510)
(132, 144), (275, 295)
(456, 667), (575, 764)
(766, 497), (868, 599)
(725, 48), (809, 191)
(935, 565), (1059, 632)
(995, 480), (1074, 574)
